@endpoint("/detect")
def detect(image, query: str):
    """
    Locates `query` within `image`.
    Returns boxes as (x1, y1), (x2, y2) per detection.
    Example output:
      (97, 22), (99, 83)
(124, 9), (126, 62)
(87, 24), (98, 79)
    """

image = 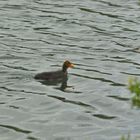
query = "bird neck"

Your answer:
(62, 65), (68, 73)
